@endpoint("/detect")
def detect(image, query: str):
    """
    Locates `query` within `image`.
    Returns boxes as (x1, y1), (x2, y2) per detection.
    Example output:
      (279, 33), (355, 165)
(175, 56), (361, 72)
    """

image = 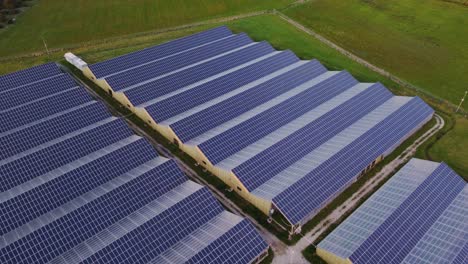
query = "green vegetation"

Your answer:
(284, 0), (468, 105)
(302, 245), (326, 264)
(0, 0), (291, 56)
(259, 248), (274, 264)
(0, 0), (35, 28)
(426, 115), (468, 179)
